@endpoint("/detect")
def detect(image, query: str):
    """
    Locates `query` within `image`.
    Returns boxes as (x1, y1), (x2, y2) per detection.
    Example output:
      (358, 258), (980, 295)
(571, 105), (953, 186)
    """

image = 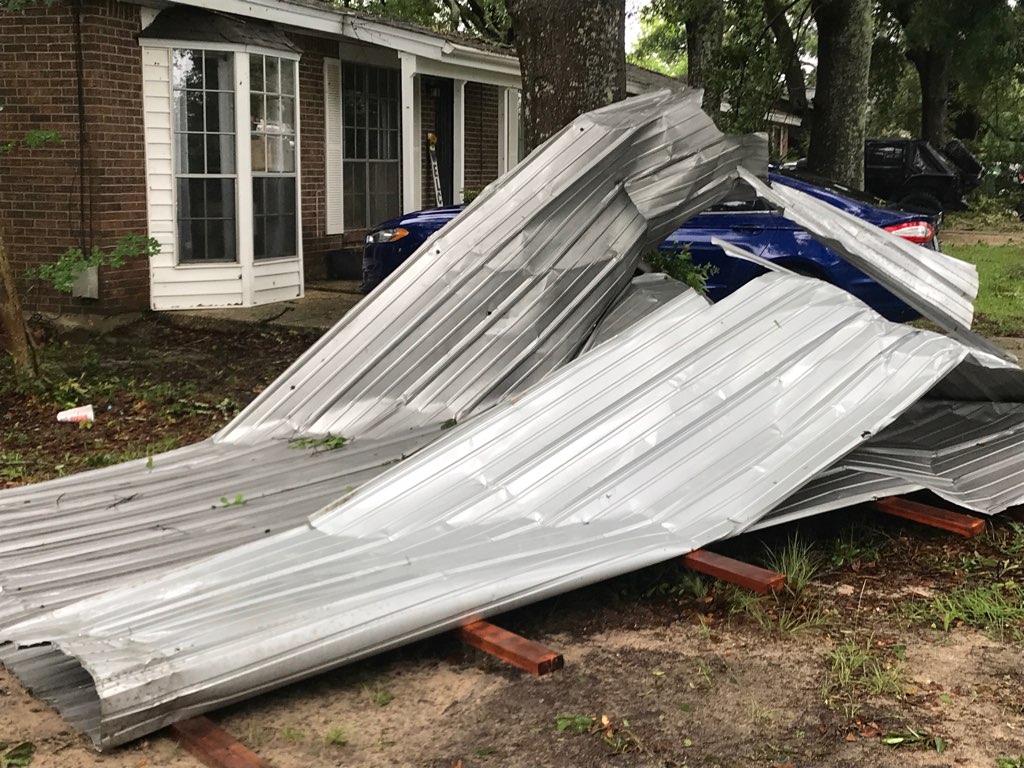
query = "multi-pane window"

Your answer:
(250, 54), (298, 260)
(173, 49), (237, 262)
(343, 64), (400, 230)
